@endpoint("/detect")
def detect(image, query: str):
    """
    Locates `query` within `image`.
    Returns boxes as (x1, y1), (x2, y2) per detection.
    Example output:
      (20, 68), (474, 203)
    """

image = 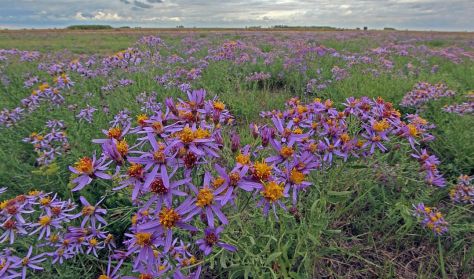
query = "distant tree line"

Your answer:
(271, 25), (340, 30)
(66, 25), (113, 30)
